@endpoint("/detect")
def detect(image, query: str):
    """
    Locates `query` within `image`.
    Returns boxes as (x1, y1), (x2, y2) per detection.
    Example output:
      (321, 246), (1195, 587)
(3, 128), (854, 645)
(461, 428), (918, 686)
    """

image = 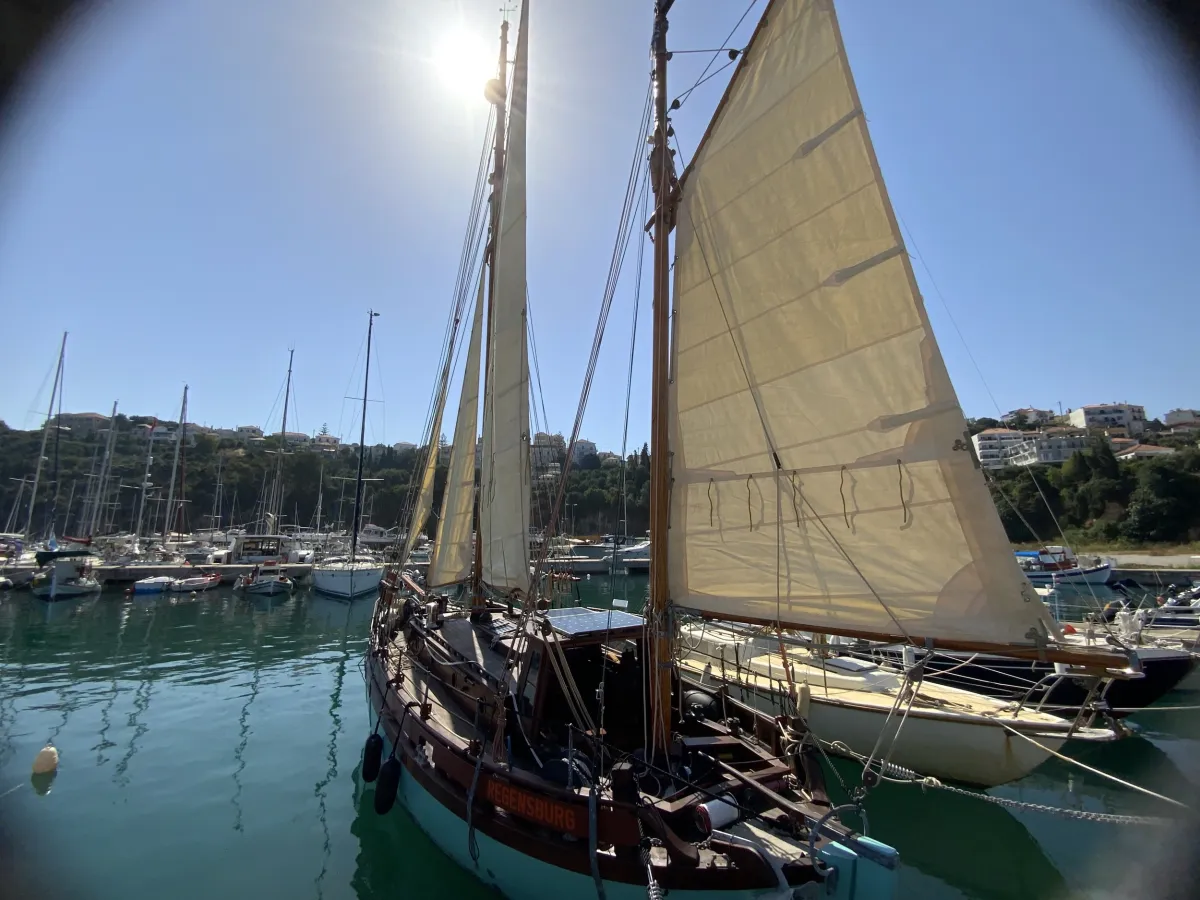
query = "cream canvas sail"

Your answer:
(402, 337), (456, 565)
(428, 275), (485, 587)
(479, 2), (531, 595)
(667, 0), (1057, 647)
